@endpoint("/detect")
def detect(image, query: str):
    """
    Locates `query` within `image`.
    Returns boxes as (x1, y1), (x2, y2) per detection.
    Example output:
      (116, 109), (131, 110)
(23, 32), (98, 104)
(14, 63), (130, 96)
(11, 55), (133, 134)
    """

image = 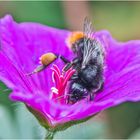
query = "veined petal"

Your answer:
(94, 39), (140, 103)
(1, 15), (140, 128)
(0, 15), (73, 95)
